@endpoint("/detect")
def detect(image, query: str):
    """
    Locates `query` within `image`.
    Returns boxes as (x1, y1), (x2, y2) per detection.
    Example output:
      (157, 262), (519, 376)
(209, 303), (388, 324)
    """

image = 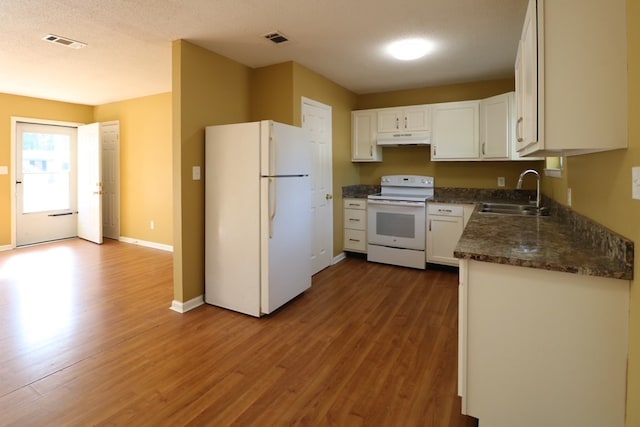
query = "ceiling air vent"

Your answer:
(42, 34), (87, 49)
(263, 31), (289, 44)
